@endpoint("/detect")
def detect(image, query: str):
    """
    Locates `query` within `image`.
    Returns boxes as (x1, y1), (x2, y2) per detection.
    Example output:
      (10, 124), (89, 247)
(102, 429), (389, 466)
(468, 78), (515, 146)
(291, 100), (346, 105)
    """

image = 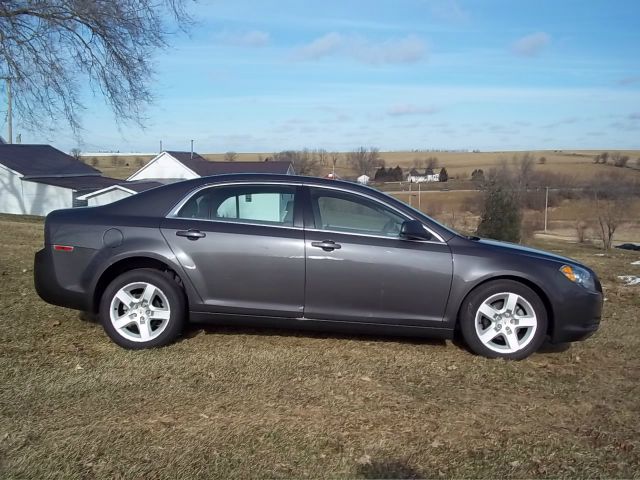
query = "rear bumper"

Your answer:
(34, 247), (91, 311)
(550, 288), (603, 343)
